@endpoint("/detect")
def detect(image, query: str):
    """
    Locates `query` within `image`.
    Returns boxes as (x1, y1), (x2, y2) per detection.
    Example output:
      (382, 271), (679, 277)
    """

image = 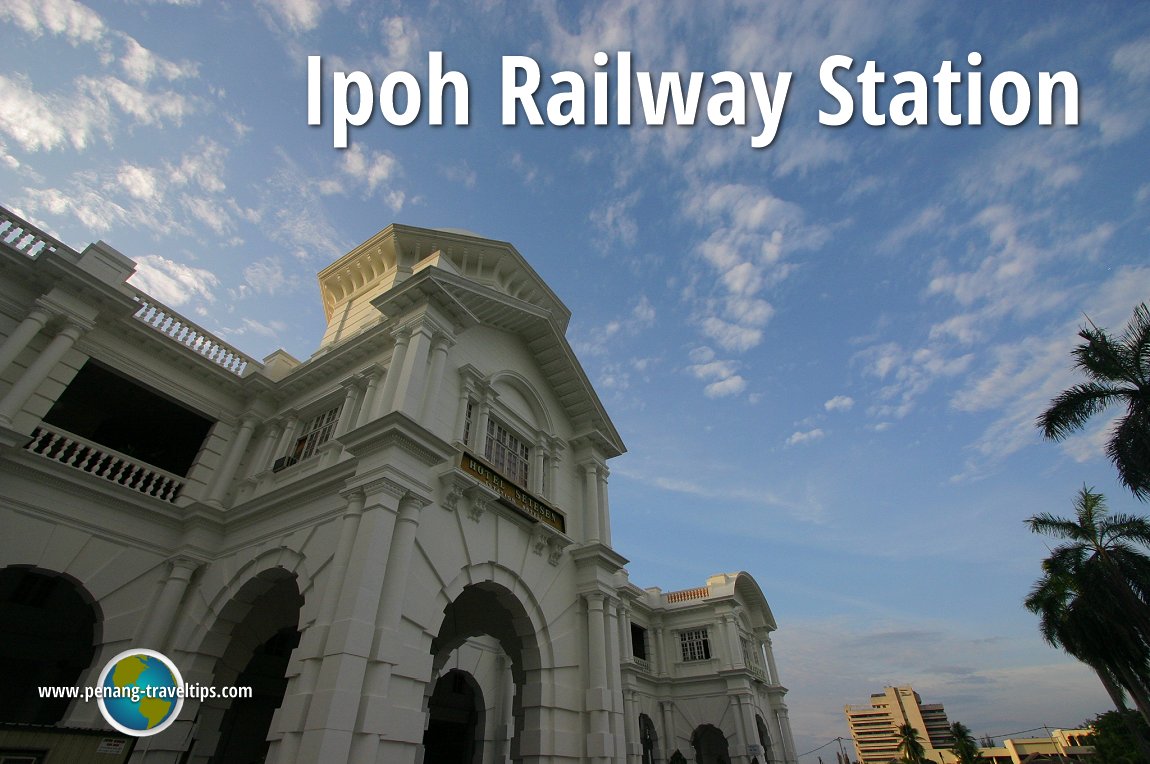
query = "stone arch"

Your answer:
(488, 369), (555, 435)
(691, 723), (731, 764)
(0, 565), (102, 724)
(426, 569), (551, 762)
(422, 667), (486, 764)
(640, 712), (659, 764)
(731, 572), (777, 631)
(755, 714), (774, 763)
(184, 567), (303, 764)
